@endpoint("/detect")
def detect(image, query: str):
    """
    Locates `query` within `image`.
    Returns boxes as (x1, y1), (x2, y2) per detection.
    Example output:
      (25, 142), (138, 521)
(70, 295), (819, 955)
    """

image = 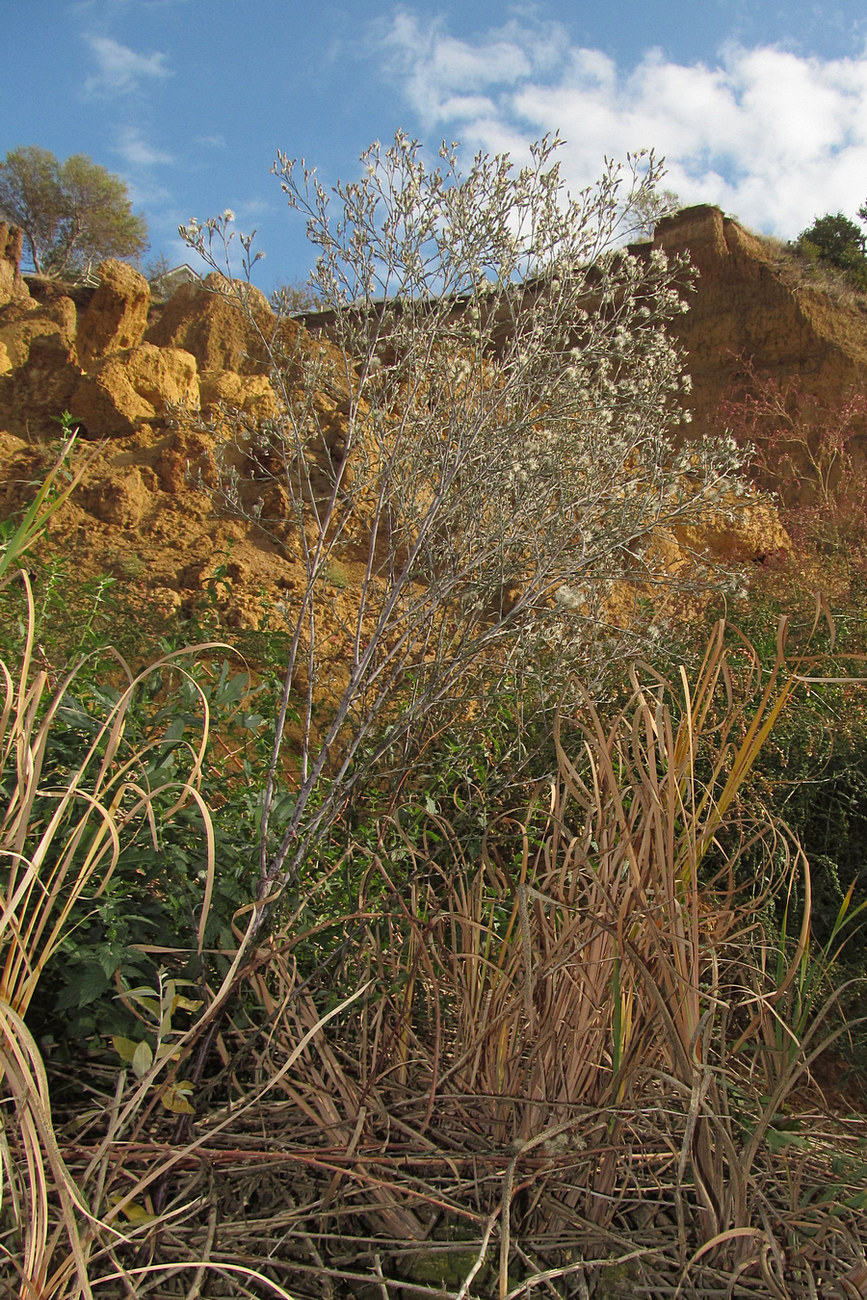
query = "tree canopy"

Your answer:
(795, 210), (867, 289)
(0, 146), (149, 279)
